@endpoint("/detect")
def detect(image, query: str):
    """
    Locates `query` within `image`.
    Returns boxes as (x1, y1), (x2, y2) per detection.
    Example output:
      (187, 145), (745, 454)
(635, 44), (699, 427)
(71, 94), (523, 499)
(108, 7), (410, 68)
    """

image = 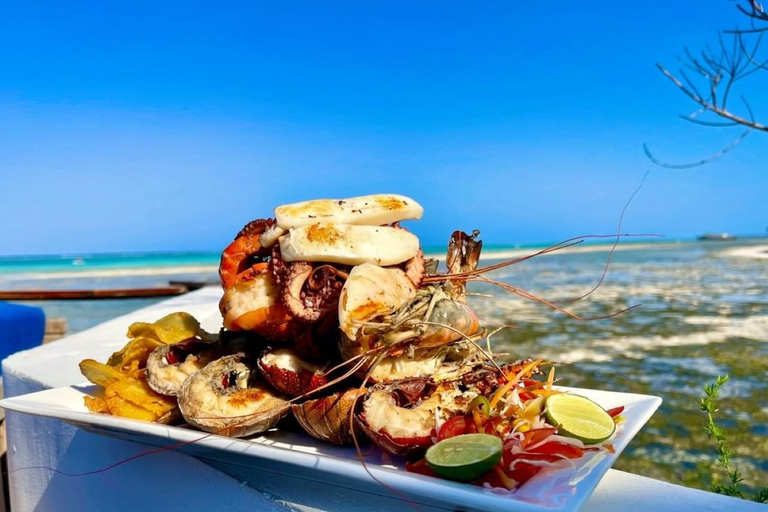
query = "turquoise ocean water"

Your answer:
(1, 238), (766, 493)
